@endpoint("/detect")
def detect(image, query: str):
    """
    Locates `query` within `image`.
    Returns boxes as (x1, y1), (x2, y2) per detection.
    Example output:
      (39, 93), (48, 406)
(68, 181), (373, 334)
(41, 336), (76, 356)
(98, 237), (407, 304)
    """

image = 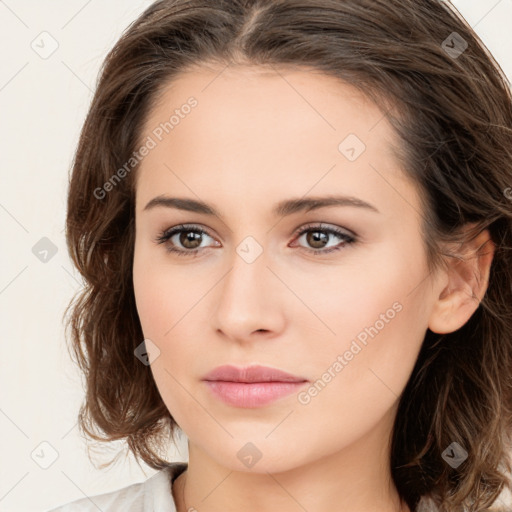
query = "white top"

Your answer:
(46, 462), (187, 512)
(45, 461), (508, 512)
